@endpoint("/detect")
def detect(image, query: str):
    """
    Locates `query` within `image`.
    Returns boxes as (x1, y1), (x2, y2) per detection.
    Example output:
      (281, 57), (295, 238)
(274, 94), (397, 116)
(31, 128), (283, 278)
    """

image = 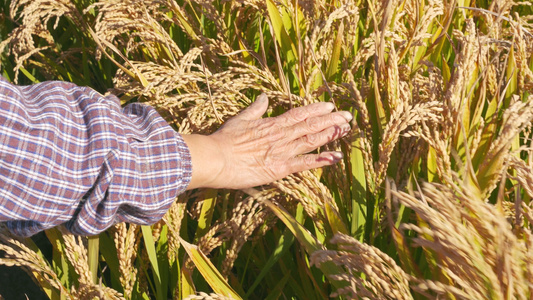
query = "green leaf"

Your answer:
(17, 235), (55, 298)
(45, 228), (70, 299)
(180, 265), (196, 299)
(263, 200), (348, 290)
(195, 189), (218, 239)
(171, 4), (199, 41)
(266, 0), (296, 64)
(505, 46), (518, 102)
(264, 269), (292, 300)
(266, 0), (285, 48)
(324, 201), (349, 235)
(263, 200), (321, 252)
(87, 235), (99, 285)
(427, 146), (438, 182)
(179, 237), (242, 299)
(326, 22), (344, 81)
(245, 228), (295, 298)
(141, 225), (164, 300)
(98, 232), (122, 291)
(350, 130), (367, 239)
(156, 225), (170, 300)
(391, 226), (420, 278)
(441, 56), (451, 87)
(472, 97), (498, 169)
(19, 67), (39, 83)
